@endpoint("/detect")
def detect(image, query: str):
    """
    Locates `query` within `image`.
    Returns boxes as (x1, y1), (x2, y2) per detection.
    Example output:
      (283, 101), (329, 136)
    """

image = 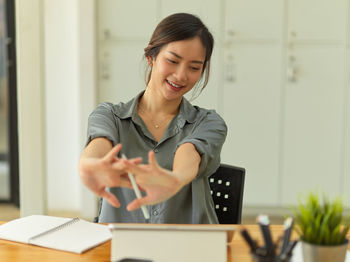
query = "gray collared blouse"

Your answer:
(87, 91), (227, 224)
